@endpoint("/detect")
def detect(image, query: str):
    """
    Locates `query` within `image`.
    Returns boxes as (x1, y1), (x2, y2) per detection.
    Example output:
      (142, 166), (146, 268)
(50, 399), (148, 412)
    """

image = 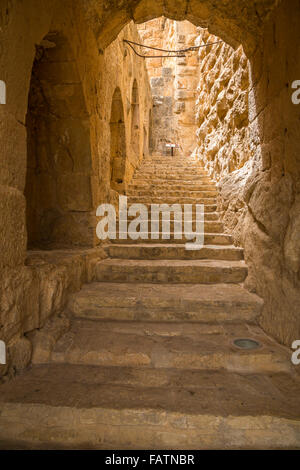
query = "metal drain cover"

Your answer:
(233, 338), (260, 350)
